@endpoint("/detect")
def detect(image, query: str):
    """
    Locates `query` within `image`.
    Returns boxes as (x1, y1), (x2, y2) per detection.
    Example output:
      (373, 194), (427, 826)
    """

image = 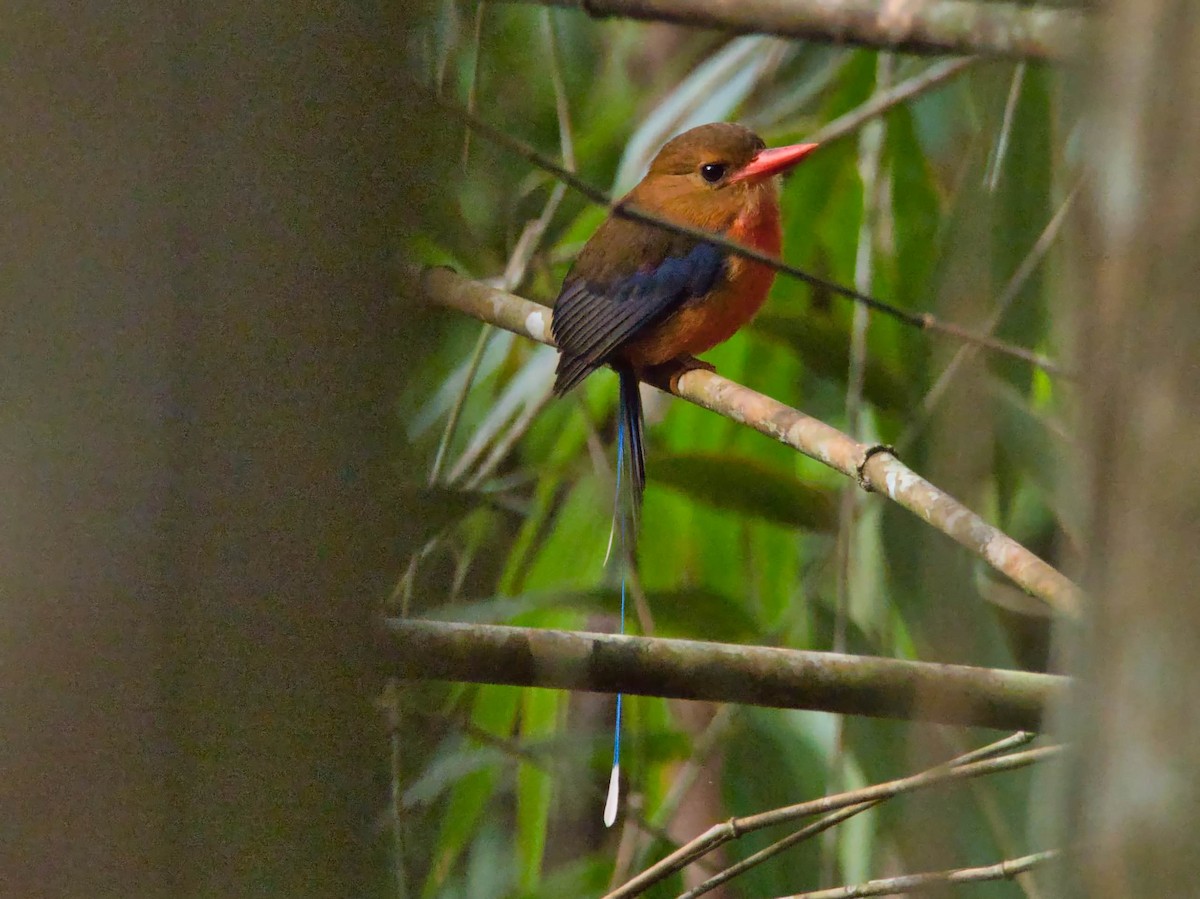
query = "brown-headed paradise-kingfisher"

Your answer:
(549, 123), (819, 825)
(552, 122), (817, 504)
